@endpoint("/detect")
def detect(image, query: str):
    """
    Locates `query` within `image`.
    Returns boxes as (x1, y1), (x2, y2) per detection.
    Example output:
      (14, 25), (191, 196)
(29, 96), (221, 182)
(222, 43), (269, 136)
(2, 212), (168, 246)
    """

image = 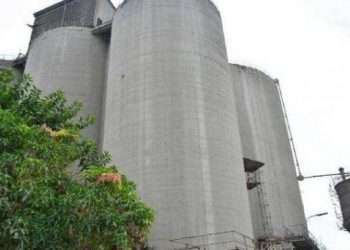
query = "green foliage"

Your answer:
(0, 70), (154, 250)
